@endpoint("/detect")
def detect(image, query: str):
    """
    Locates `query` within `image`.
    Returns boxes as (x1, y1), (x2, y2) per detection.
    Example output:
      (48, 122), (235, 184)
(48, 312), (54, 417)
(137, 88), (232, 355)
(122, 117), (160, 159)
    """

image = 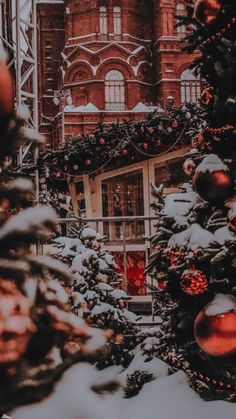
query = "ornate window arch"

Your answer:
(105, 70), (125, 111)
(113, 6), (122, 37)
(100, 6), (108, 35)
(176, 3), (186, 35)
(181, 69), (201, 103)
